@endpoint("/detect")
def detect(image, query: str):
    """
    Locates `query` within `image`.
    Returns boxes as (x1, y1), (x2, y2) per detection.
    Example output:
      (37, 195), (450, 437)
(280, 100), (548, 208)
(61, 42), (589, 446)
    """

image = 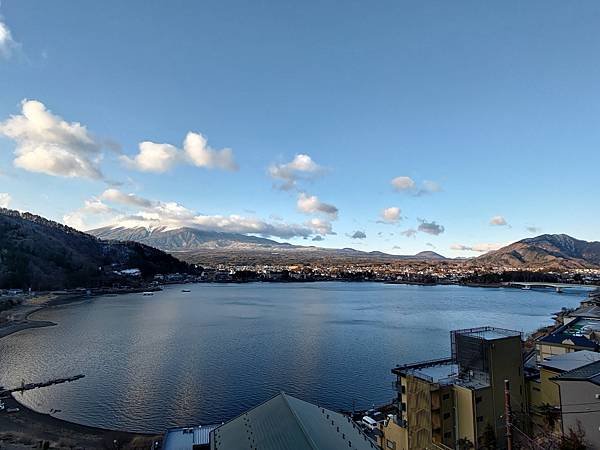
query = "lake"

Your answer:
(0, 282), (584, 433)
